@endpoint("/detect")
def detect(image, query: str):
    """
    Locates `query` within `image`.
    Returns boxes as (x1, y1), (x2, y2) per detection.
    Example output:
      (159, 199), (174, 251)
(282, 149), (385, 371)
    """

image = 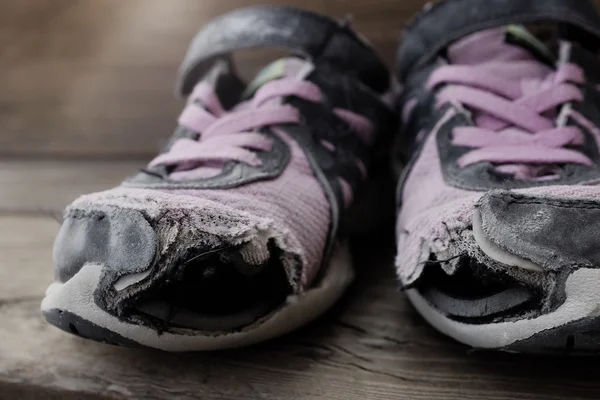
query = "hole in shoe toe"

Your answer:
(134, 241), (292, 331)
(417, 254), (545, 324)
